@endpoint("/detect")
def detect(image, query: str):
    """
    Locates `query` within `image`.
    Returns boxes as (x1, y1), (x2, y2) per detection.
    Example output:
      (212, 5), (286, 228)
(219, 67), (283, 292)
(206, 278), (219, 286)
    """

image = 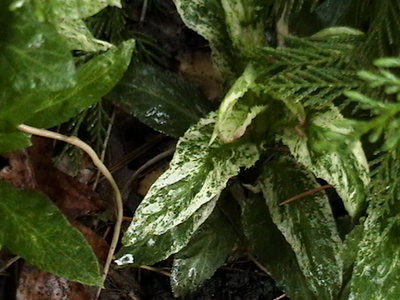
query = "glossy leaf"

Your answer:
(108, 62), (211, 137)
(171, 199), (237, 297)
(120, 112), (260, 254)
(213, 62), (266, 143)
(0, 0), (75, 127)
(0, 181), (102, 286)
(281, 105), (369, 218)
(241, 192), (317, 299)
(258, 155), (343, 299)
(116, 199), (218, 266)
(25, 40), (135, 128)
